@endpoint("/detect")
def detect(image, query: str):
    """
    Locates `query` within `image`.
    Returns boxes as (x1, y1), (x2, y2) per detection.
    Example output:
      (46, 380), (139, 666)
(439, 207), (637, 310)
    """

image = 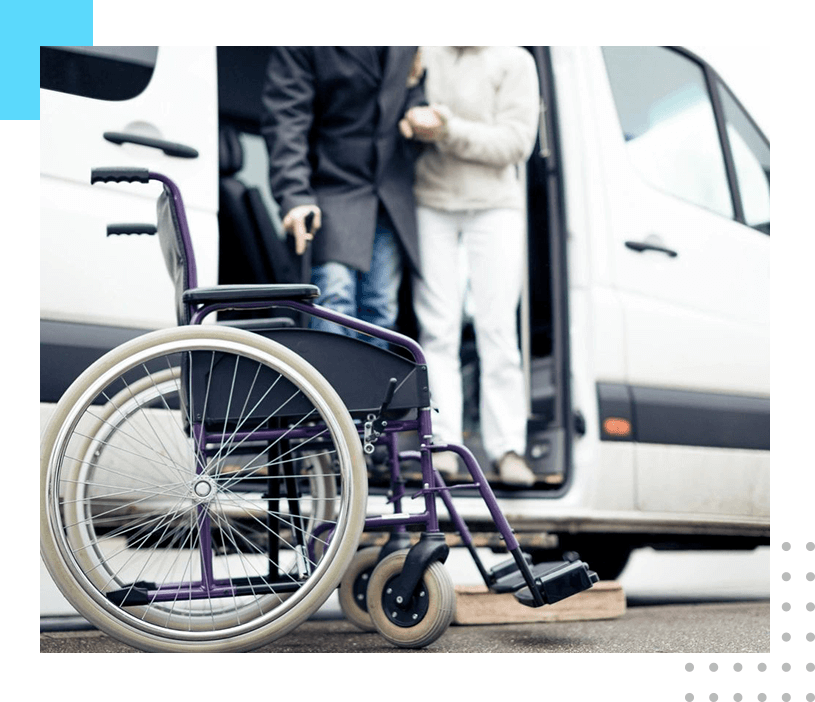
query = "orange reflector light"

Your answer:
(603, 417), (632, 437)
